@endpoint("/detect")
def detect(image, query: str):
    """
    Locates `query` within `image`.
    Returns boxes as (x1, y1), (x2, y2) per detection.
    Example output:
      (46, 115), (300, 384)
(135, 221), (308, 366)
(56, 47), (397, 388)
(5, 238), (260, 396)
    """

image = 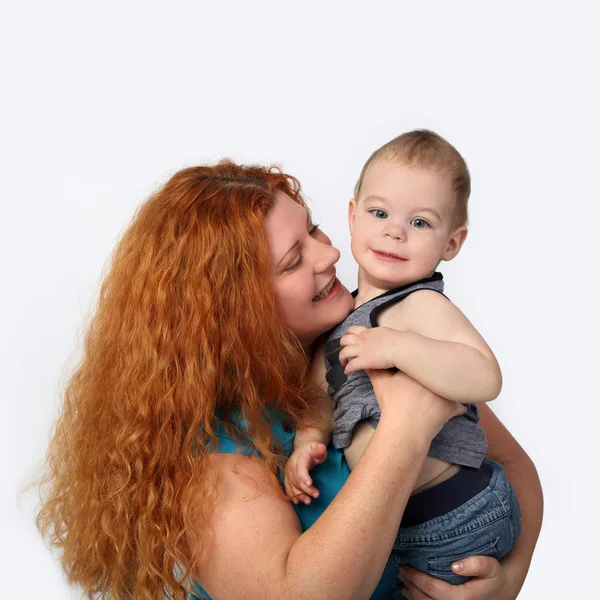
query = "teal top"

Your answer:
(190, 411), (397, 599)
